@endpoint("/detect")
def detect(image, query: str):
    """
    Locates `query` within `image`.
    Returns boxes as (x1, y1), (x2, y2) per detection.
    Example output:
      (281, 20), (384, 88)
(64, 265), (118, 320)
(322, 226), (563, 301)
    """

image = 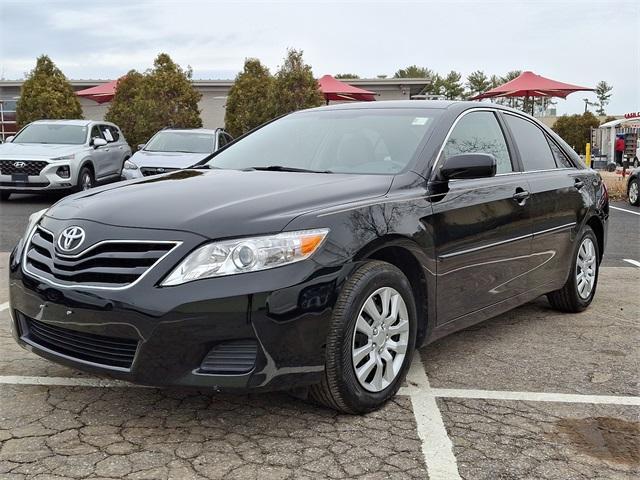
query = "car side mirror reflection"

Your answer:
(439, 153), (497, 181)
(5, 136), (14, 143)
(92, 138), (107, 148)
